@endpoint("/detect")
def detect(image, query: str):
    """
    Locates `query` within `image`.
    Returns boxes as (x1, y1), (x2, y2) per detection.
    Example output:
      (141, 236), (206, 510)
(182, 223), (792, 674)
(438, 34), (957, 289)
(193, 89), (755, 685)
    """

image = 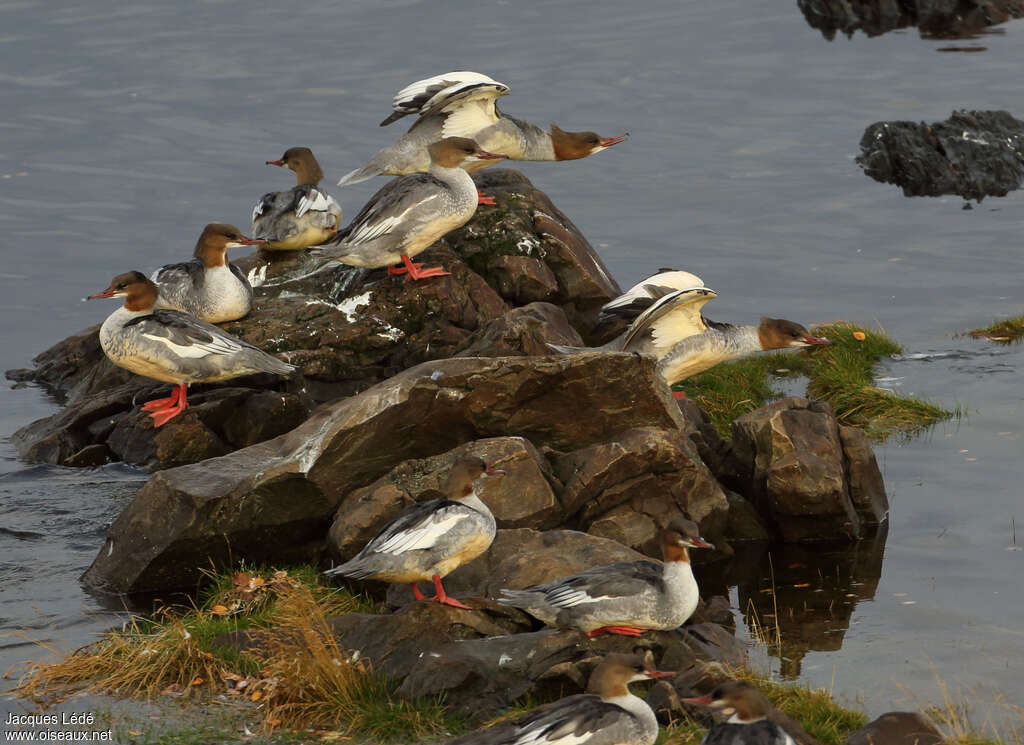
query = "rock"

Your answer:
(457, 303), (584, 357)
(676, 397), (731, 478)
(489, 256), (560, 304)
(732, 397), (862, 542)
(857, 110), (1024, 200)
(327, 437), (561, 562)
(62, 443), (110, 468)
(799, 0), (1024, 40)
(839, 425), (889, 526)
(845, 712), (943, 745)
(723, 490), (771, 542)
(82, 353), (686, 593)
